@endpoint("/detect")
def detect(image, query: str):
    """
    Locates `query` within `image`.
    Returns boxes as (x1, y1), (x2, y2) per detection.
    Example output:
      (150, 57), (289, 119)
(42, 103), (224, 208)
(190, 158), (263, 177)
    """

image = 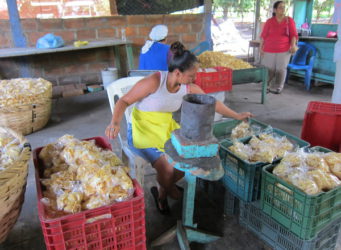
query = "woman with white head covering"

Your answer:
(139, 24), (171, 70)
